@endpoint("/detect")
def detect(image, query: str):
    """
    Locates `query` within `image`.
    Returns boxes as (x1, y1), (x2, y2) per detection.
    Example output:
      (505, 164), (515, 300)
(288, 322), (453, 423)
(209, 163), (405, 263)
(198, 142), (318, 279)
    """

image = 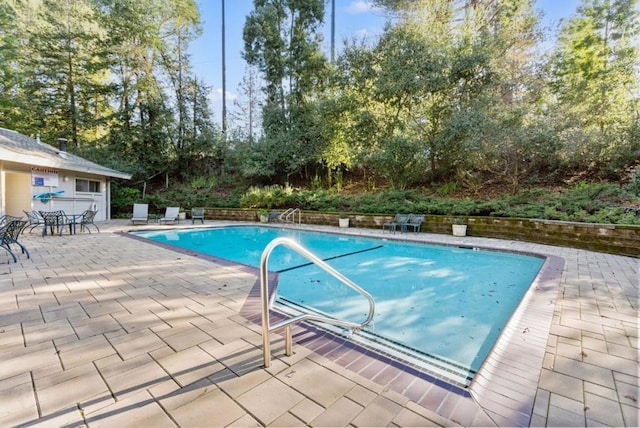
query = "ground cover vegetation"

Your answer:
(1, 0), (638, 223)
